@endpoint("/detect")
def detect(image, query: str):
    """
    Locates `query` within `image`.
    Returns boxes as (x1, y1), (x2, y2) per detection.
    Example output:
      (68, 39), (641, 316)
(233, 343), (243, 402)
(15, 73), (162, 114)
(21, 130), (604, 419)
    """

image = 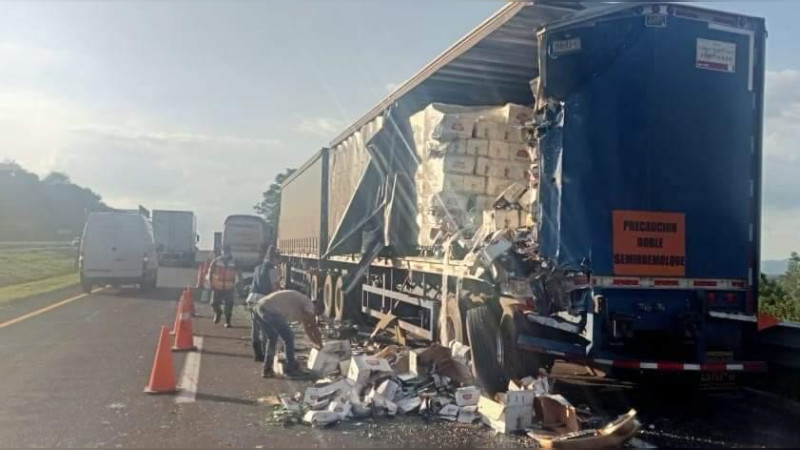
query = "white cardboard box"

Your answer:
(486, 177), (515, 196)
(475, 156), (491, 176)
(488, 141), (510, 160)
(499, 389), (536, 406)
(396, 396), (422, 414)
(465, 139), (490, 157)
(484, 209), (520, 230)
(504, 124), (524, 143)
(347, 355), (393, 385)
(303, 379), (353, 405)
(303, 410), (341, 427)
(474, 119), (505, 140)
(461, 175), (486, 194)
(508, 142), (530, 162)
(376, 379), (400, 401)
(307, 348), (342, 376)
(455, 386), (481, 407)
(478, 395), (534, 434)
(443, 155), (477, 175)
